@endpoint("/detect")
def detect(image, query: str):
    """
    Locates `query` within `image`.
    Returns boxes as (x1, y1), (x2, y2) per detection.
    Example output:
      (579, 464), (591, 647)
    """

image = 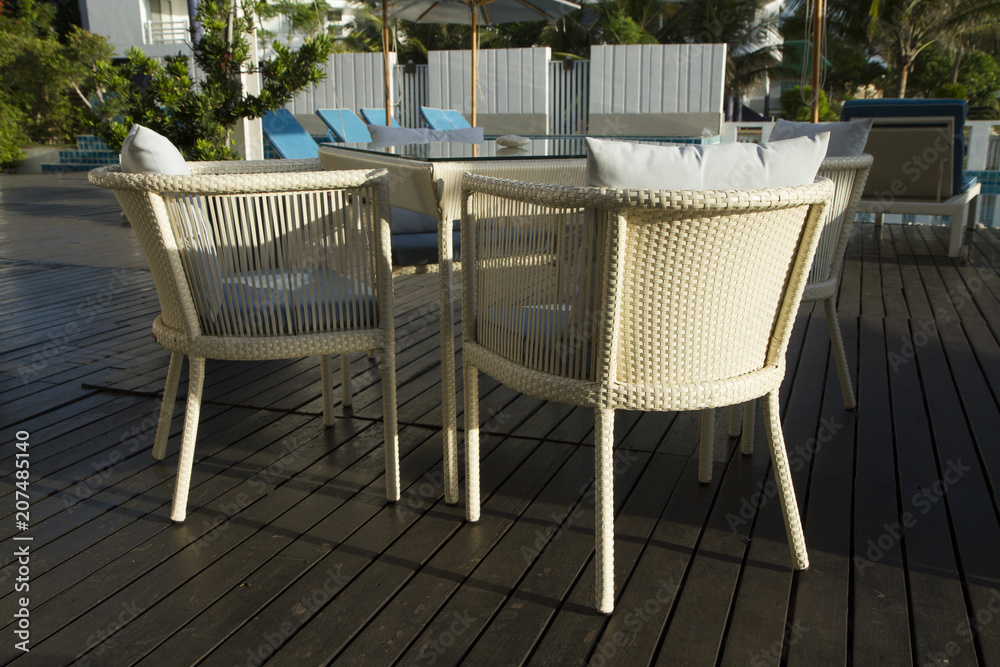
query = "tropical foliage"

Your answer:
(90, 0), (332, 160)
(0, 0), (112, 160)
